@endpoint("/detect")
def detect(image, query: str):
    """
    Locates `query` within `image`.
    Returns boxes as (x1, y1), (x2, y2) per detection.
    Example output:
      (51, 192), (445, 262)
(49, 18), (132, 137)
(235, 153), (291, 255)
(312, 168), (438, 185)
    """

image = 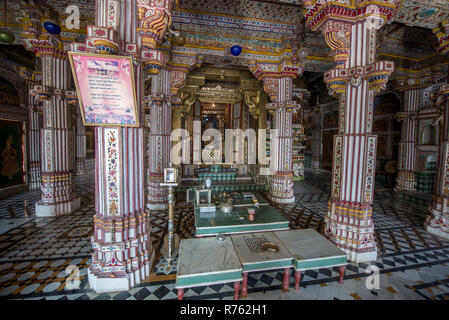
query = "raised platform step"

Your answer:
(397, 191), (432, 206)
